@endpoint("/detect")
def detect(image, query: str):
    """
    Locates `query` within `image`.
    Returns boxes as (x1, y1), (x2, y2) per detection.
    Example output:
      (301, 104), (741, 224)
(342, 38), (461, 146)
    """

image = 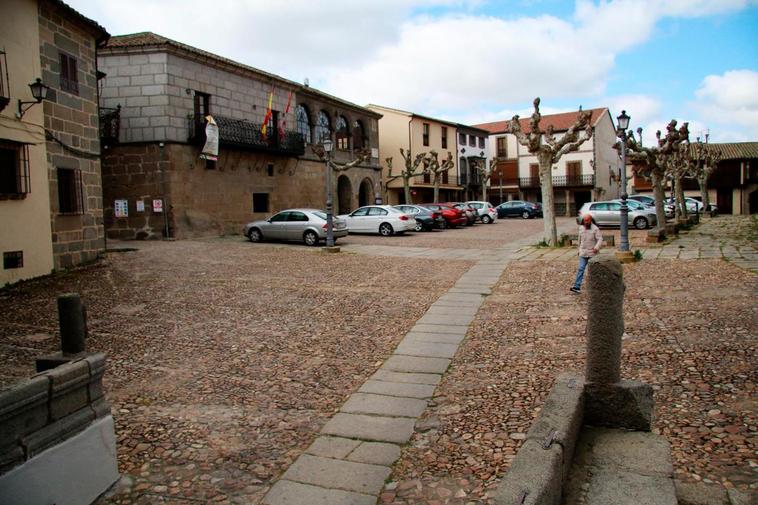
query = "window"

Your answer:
(59, 52), (78, 95)
(267, 163), (274, 176)
(496, 137), (507, 158)
(441, 127), (448, 149)
(352, 120), (366, 149)
(194, 91), (211, 118)
(288, 211), (309, 222)
(335, 115), (349, 150)
(590, 203), (608, 211)
(314, 111), (331, 144)
(351, 207), (369, 216)
(458, 133), (466, 144)
(57, 167), (83, 215)
(529, 163), (539, 178)
(295, 105), (312, 144)
(3, 251), (23, 269)
(609, 202), (621, 211)
(270, 211), (289, 222)
(422, 123), (430, 146)
(368, 207), (388, 216)
(468, 135), (475, 147)
(0, 141), (30, 197)
(478, 137), (485, 149)
(253, 193), (269, 213)
(566, 161), (581, 178)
